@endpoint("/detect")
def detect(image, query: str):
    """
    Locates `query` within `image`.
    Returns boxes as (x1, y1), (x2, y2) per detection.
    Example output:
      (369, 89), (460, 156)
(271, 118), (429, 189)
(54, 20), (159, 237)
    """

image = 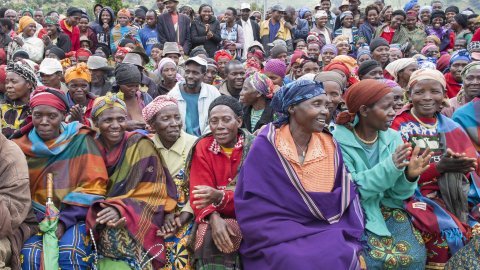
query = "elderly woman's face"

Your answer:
(391, 86), (405, 112)
(289, 94), (329, 133)
(409, 79), (444, 118)
(265, 72), (283, 86)
(151, 105), (182, 144)
(208, 105), (242, 148)
(95, 107), (127, 146)
(161, 62), (177, 82)
(389, 49), (402, 62)
(32, 105), (64, 141)
(450, 60), (469, 82)
(23, 23), (36, 37)
(68, 78), (90, 104)
(464, 69), (480, 100)
(322, 49), (336, 64)
(302, 62), (320, 76)
(398, 63), (418, 84)
(323, 81), (342, 119)
(362, 92), (396, 131)
(204, 66), (218, 85)
(357, 54), (371, 64)
(239, 78), (261, 106)
(5, 72), (31, 101)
